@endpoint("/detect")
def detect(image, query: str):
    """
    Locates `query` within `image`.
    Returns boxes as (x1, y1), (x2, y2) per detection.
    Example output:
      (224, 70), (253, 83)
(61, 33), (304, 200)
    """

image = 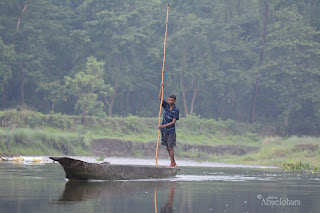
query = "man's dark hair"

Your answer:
(169, 94), (176, 100)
